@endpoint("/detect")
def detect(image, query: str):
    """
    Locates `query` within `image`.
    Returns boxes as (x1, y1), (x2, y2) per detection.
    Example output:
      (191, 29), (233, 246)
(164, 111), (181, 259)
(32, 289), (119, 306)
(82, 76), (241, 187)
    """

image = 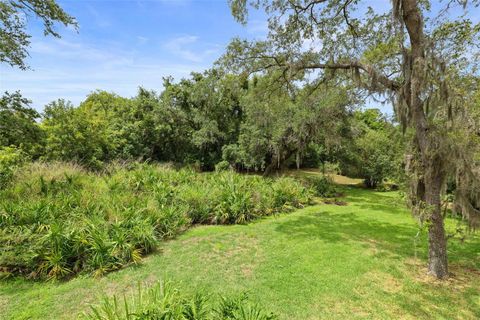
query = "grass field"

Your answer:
(1, 177), (479, 319)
